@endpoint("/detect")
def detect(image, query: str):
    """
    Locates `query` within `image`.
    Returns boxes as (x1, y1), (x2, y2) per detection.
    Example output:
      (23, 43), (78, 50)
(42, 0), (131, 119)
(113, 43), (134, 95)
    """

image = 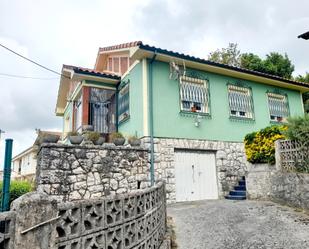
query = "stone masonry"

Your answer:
(142, 137), (247, 201)
(36, 143), (151, 202)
